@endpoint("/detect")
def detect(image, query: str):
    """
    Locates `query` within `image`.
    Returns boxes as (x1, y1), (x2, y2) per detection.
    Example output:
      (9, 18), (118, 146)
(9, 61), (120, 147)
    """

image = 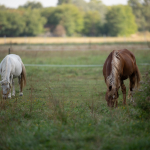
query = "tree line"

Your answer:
(0, 0), (149, 37)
